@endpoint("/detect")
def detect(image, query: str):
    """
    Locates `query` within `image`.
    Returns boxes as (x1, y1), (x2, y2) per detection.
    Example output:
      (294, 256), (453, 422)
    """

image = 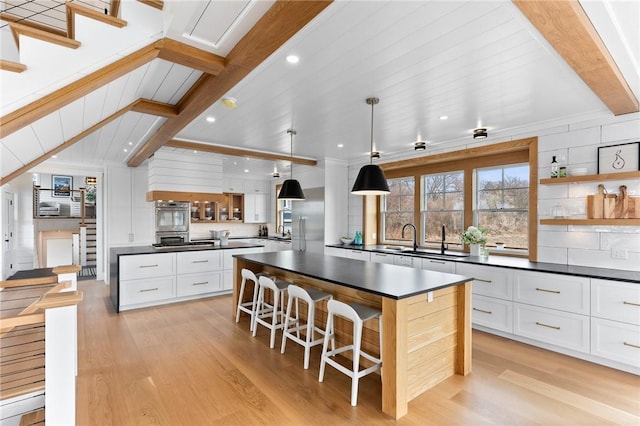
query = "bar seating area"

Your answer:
(235, 267), (380, 406)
